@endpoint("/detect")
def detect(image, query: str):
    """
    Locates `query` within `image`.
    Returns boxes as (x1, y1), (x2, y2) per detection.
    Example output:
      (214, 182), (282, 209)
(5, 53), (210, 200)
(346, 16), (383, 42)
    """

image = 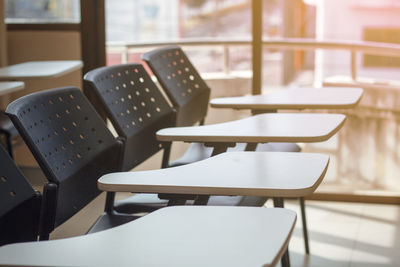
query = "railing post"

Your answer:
(223, 45), (230, 75)
(121, 46), (128, 64)
(351, 51), (357, 81)
(252, 0), (262, 95)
